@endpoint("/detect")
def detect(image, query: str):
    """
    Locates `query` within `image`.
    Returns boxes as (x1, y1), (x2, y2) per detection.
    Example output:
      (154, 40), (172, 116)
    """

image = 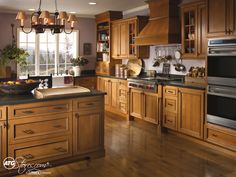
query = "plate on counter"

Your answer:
(127, 59), (143, 76)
